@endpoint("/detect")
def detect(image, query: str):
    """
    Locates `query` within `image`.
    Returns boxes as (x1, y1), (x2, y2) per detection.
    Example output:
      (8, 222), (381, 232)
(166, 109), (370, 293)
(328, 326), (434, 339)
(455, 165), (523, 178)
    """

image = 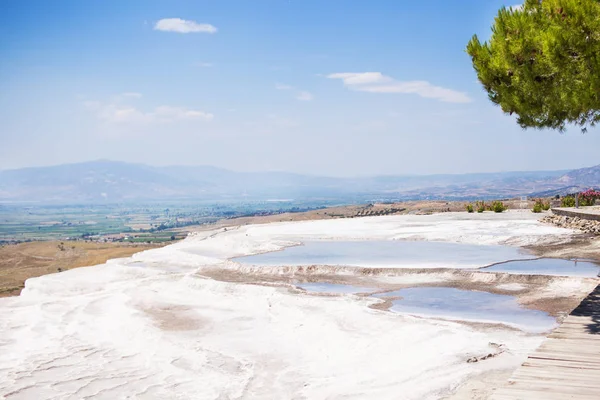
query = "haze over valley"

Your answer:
(1, 160), (599, 203)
